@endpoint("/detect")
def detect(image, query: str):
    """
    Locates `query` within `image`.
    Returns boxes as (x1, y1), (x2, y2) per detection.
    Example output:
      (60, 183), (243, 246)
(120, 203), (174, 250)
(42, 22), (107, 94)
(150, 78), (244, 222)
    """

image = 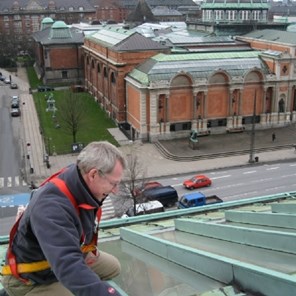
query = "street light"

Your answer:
(248, 91), (257, 163)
